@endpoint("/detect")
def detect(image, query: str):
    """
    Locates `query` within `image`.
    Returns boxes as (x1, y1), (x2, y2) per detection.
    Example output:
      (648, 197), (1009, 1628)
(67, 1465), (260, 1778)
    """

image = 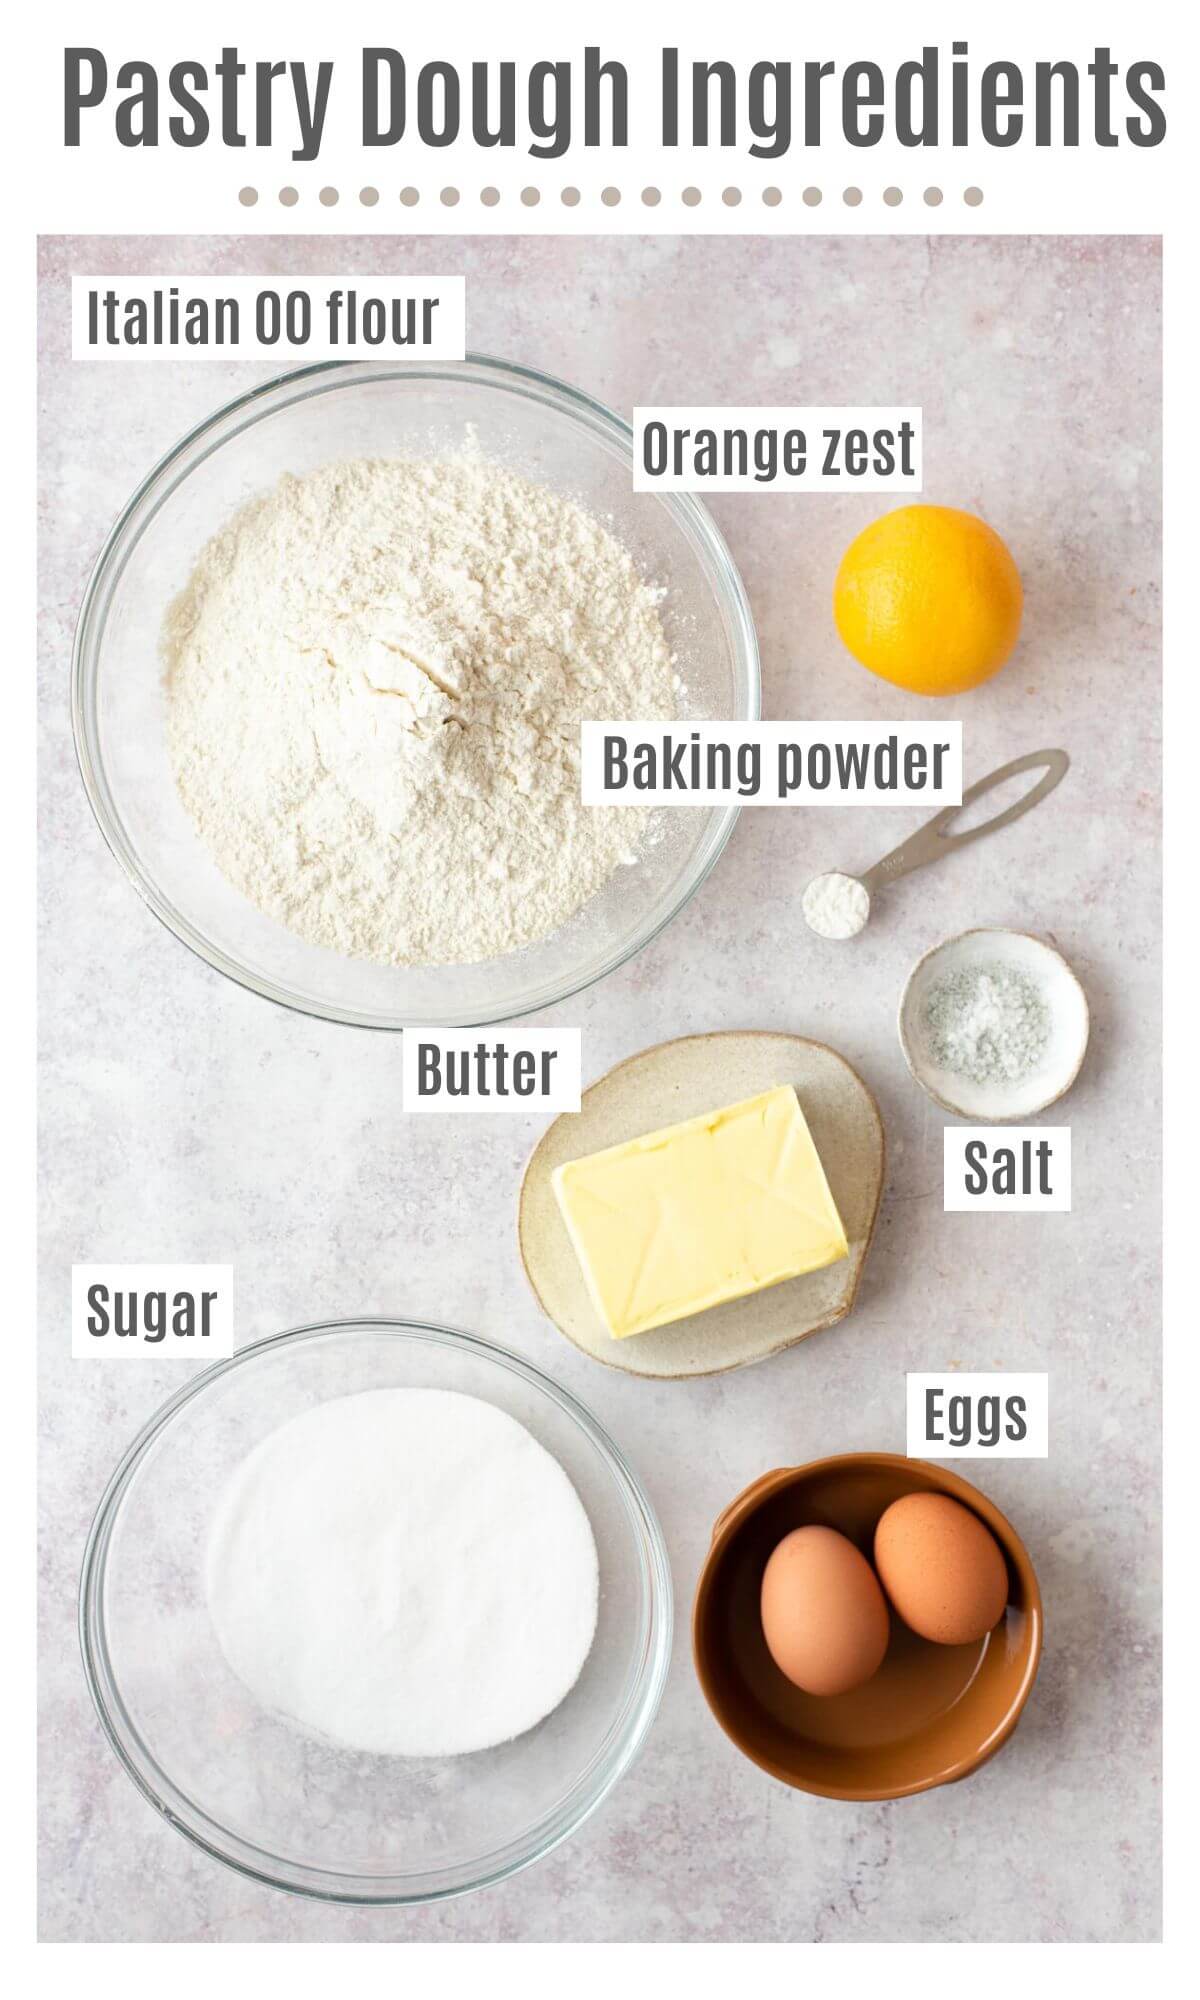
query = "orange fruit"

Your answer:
(833, 504), (1023, 697)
